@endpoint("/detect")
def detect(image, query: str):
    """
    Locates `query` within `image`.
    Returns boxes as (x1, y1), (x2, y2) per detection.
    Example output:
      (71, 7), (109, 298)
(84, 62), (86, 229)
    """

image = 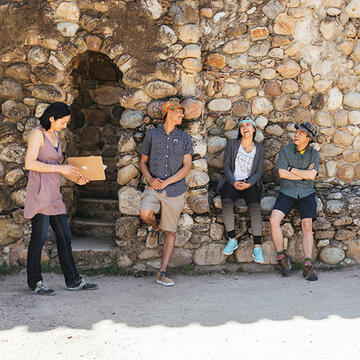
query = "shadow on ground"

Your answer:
(0, 268), (359, 332)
